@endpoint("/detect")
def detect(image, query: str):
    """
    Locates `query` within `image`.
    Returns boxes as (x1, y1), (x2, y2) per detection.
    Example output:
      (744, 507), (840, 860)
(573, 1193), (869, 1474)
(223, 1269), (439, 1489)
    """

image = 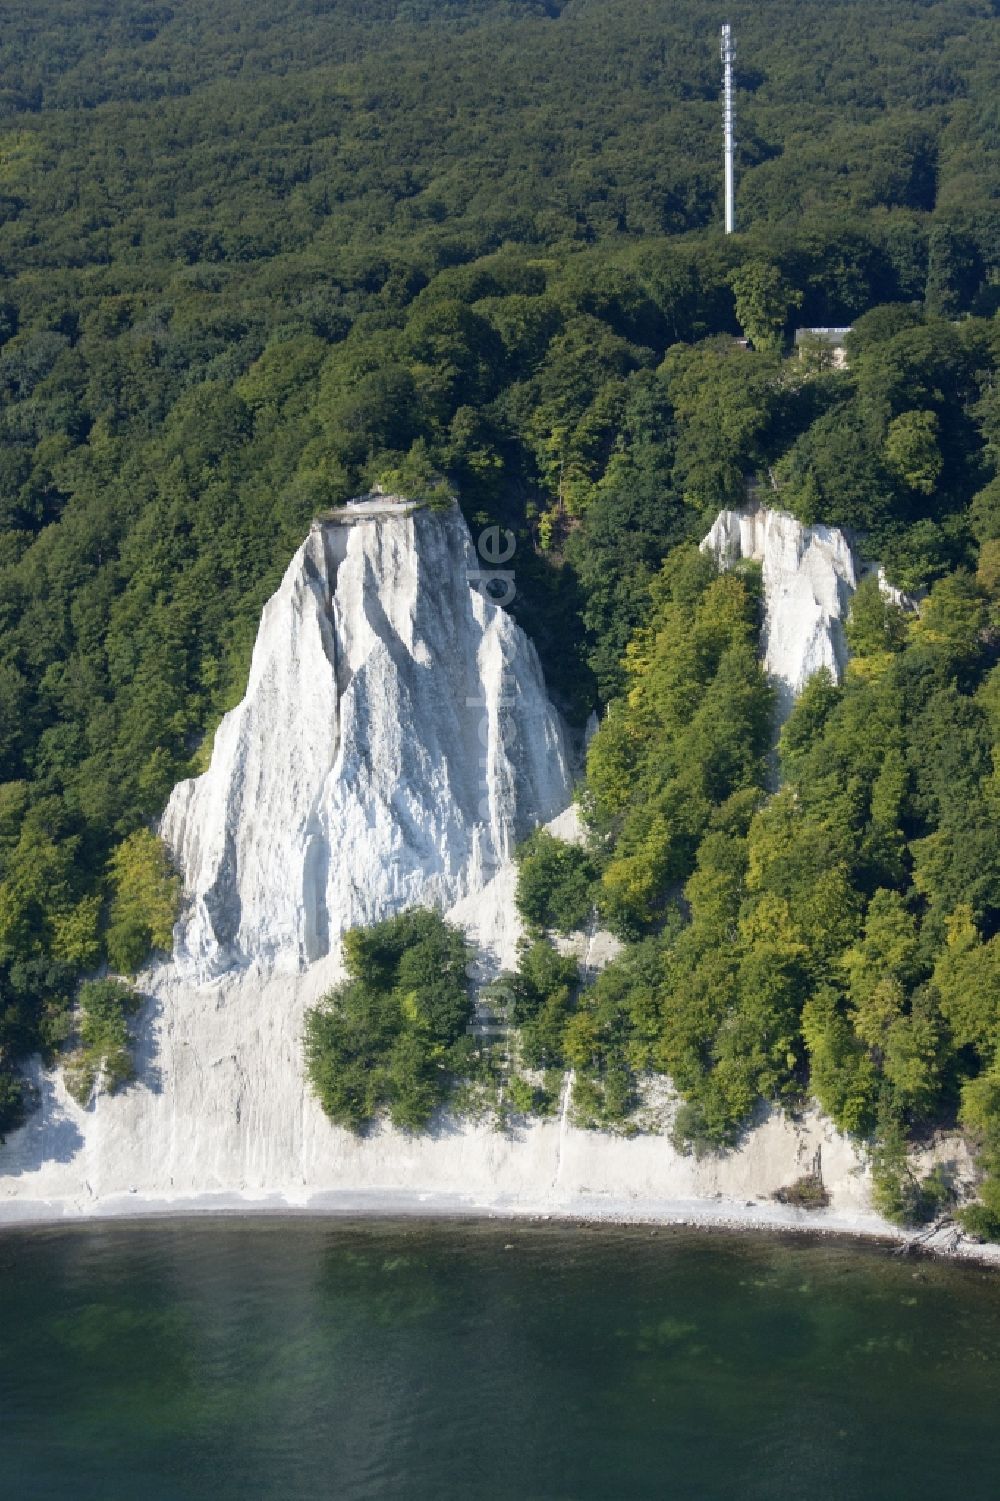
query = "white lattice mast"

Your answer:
(721, 22), (736, 234)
